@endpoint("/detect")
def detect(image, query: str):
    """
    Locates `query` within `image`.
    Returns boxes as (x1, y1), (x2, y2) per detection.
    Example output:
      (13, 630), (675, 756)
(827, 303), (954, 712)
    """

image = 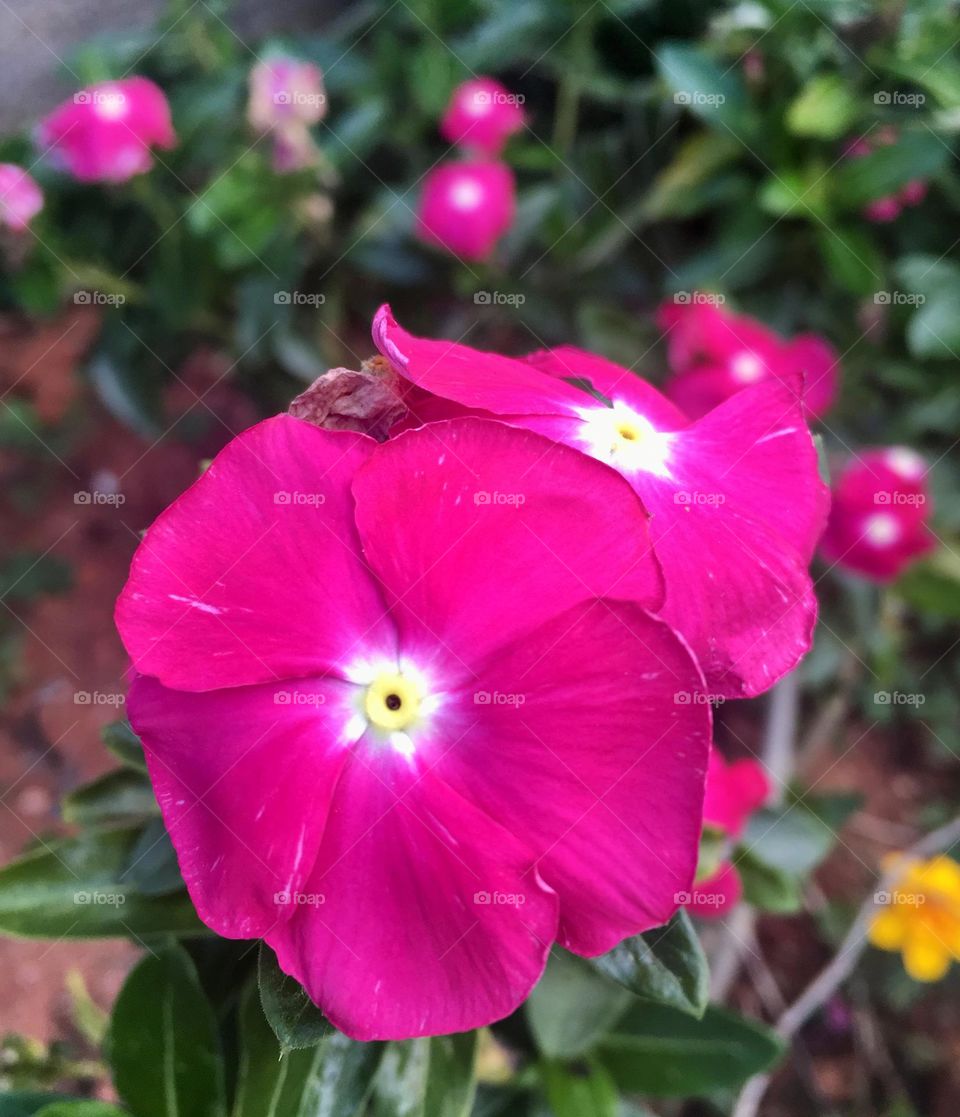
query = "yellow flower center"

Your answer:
(615, 420), (642, 445)
(364, 672), (421, 731)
